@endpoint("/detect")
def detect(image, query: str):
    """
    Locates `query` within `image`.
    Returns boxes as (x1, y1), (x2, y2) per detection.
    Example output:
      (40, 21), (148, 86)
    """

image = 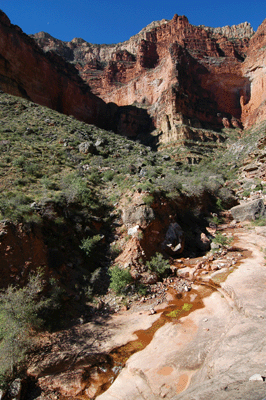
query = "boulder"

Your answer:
(141, 272), (158, 284)
(249, 374), (263, 381)
(127, 225), (140, 236)
(230, 198), (265, 221)
(122, 204), (155, 228)
(7, 379), (22, 400)
(195, 231), (211, 252)
(78, 142), (98, 155)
